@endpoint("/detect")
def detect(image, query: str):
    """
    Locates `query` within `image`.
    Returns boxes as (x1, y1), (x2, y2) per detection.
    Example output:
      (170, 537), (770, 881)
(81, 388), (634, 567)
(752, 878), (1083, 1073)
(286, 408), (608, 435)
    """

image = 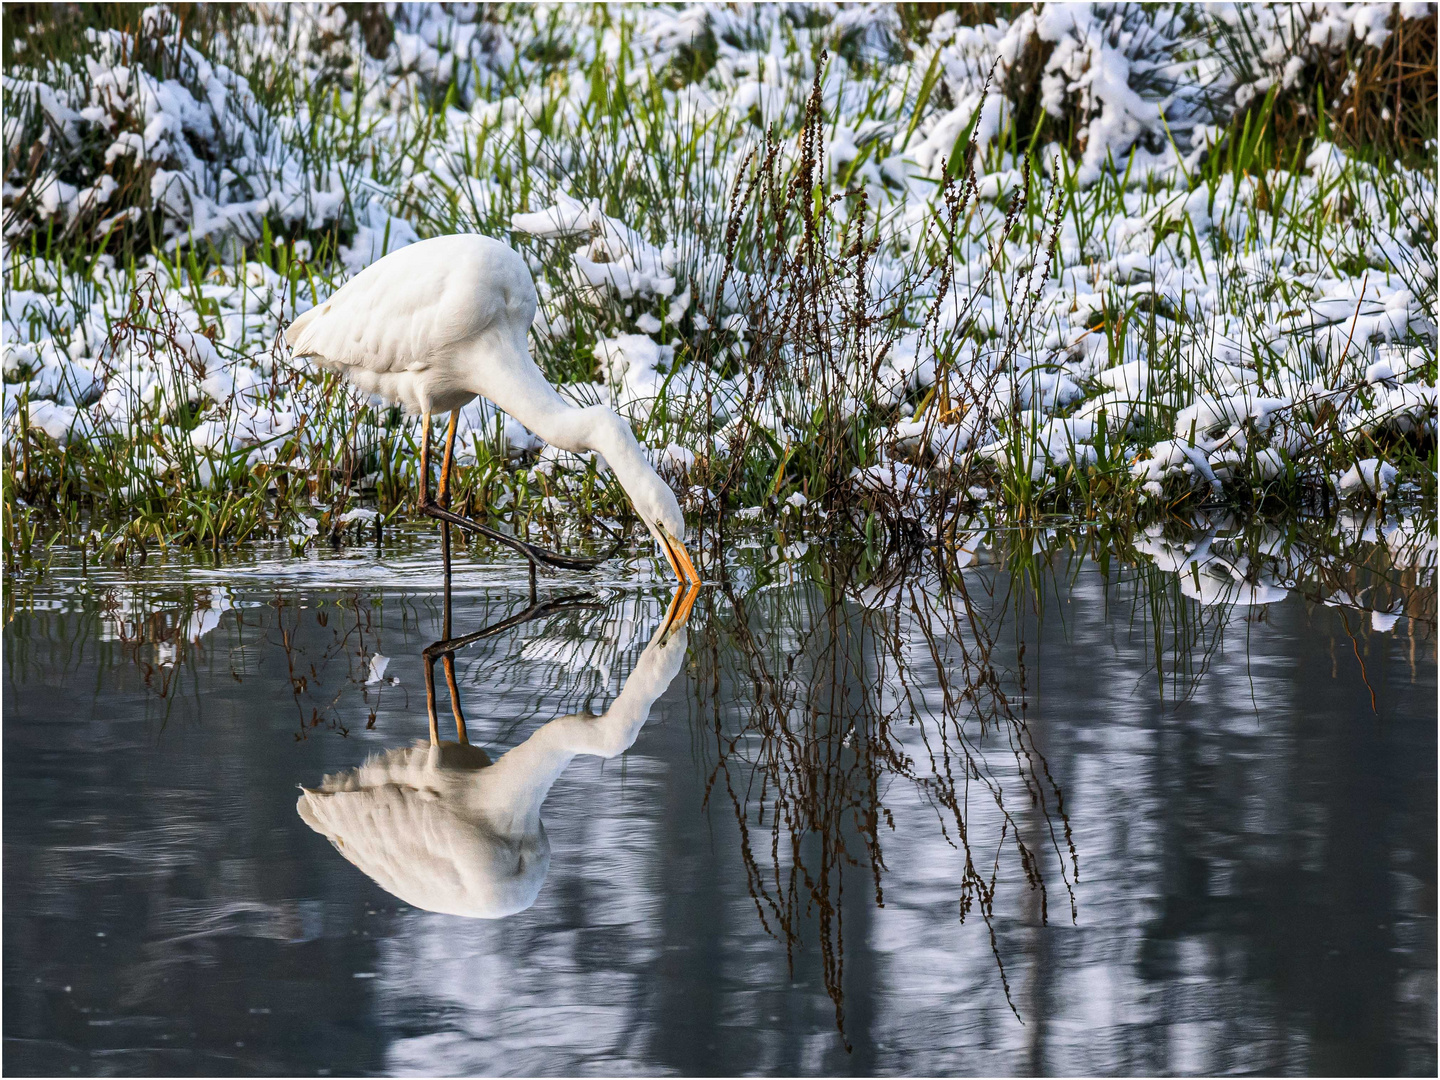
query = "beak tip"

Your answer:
(676, 545), (701, 586)
(659, 527), (701, 586)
